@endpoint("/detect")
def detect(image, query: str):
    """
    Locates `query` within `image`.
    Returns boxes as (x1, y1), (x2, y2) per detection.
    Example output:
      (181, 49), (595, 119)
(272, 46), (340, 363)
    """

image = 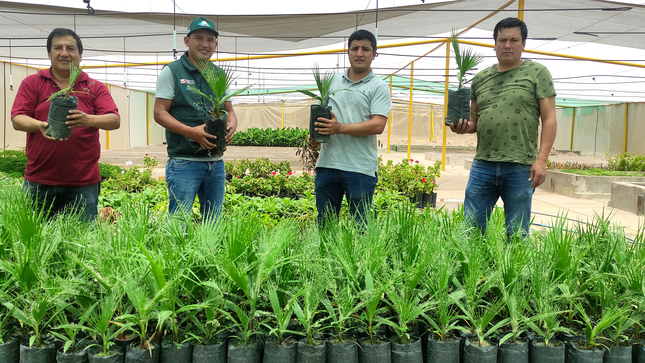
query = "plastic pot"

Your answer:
(426, 335), (459, 363)
(566, 341), (603, 363)
(226, 340), (262, 363)
(19, 341), (56, 363)
(391, 338), (423, 363)
(160, 341), (191, 363)
(602, 344), (632, 363)
(192, 342), (226, 363)
(56, 348), (89, 363)
(205, 113), (228, 149)
(327, 339), (357, 363)
(87, 348), (124, 363)
(631, 339), (645, 363)
(0, 339), (19, 363)
(462, 337), (497, 363)
(309, 105), (331, 143)
(497, 339), (528, 363)
(529, 338), (565, 363)
(445, 88), (470, 126)
(296, 338), (326, 363)
(124, 344), (160, 363)
(358, 337), (390, 363)
(263, 340), (296, 363)
(46, 95), (77, 140)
